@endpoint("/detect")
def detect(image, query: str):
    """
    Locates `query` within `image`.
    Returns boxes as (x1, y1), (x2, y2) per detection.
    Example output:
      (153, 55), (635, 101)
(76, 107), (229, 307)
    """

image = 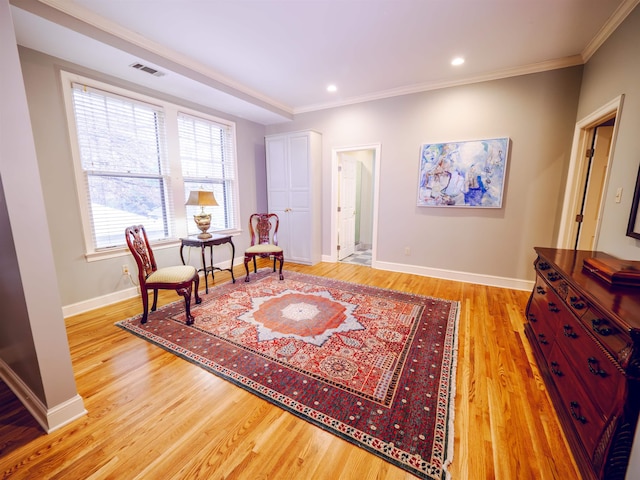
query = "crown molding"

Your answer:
(582, 0), (640, 61)
(295, 55), (585, 114)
